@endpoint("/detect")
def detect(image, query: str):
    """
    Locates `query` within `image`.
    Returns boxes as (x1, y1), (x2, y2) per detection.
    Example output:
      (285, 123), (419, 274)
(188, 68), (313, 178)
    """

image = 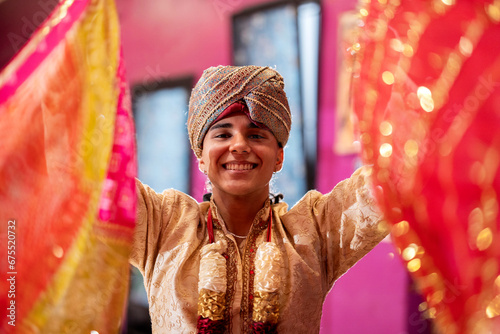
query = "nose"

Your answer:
(229, 133), (250, 154)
